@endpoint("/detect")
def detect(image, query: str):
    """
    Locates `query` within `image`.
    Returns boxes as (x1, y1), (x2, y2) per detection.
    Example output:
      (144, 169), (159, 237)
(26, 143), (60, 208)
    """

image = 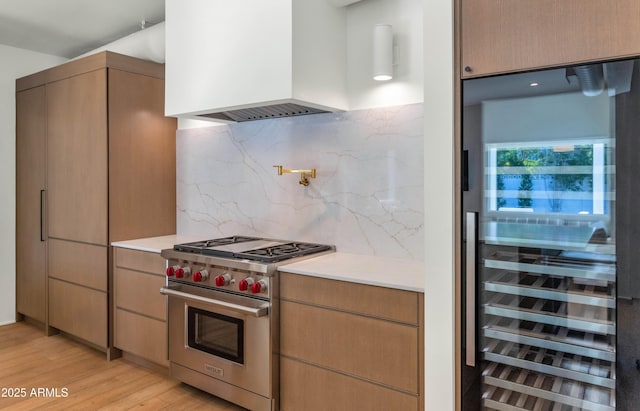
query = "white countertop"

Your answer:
(278, 252), (425, 293)
(111, 234), (203, 254)
(112, 237), (425, 292)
